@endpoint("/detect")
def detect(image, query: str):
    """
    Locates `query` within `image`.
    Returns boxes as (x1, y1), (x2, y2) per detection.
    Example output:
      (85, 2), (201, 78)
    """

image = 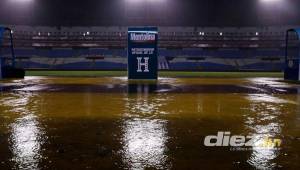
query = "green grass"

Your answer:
(158, 71), (283, 78)
(26, 71), (127, 77)
(25, 70), (284, 78)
